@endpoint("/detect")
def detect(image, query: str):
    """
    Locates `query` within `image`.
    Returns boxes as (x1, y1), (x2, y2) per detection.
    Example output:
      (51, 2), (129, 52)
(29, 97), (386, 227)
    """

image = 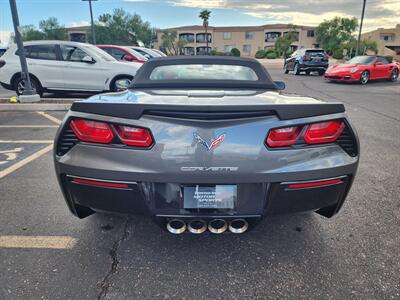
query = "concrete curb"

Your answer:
(0, 103), (72, 111)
